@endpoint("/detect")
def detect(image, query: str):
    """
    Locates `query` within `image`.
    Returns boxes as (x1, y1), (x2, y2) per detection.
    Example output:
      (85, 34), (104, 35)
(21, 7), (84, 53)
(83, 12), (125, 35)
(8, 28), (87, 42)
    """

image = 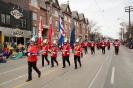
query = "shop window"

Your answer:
(33, 12), (37, 20)
(31, 0), (38, 7)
